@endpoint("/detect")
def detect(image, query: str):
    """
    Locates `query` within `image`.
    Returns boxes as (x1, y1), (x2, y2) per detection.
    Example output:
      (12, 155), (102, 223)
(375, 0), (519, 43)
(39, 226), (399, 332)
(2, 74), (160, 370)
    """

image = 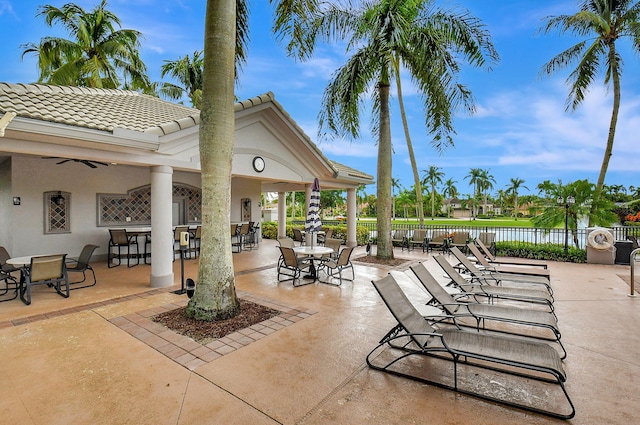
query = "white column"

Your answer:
(346, 187), (357, 247)
(150, 165), (174, 287)
(278, 192), (286, 238)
